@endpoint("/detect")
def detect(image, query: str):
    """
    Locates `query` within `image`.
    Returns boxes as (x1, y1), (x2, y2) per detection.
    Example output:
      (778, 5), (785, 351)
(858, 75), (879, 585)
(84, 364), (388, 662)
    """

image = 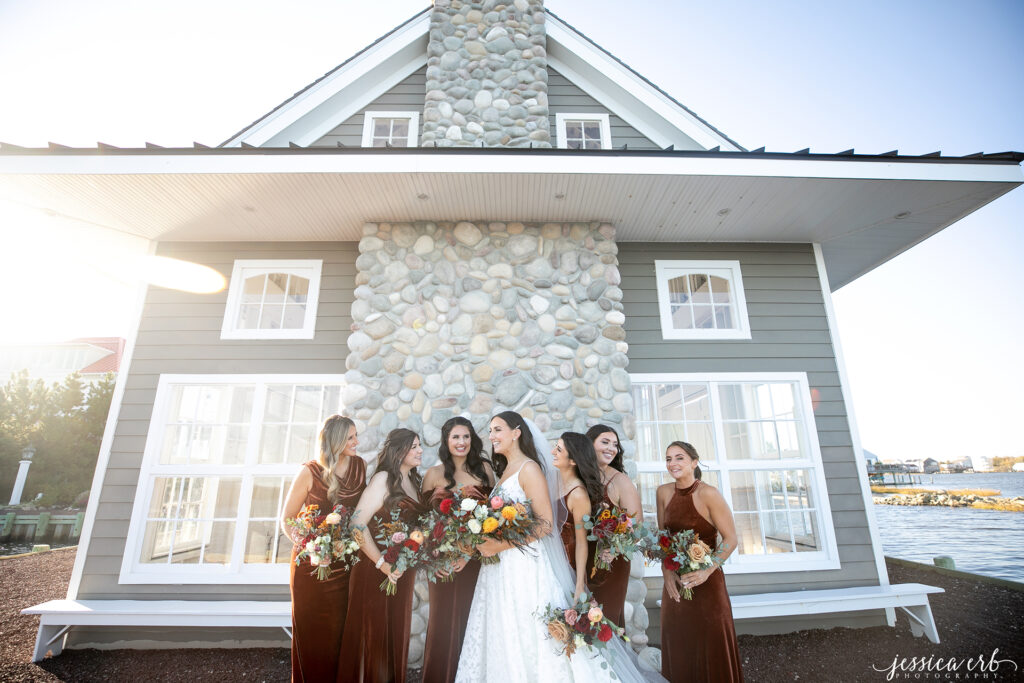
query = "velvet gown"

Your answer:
(289, 457), (366, 683)
(660, 481), (744, 682)
(338, 493), (426, 683)
(589, 481), (632, 628)
(558, 485), (590, 579)
(421, 485), (487, 683)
